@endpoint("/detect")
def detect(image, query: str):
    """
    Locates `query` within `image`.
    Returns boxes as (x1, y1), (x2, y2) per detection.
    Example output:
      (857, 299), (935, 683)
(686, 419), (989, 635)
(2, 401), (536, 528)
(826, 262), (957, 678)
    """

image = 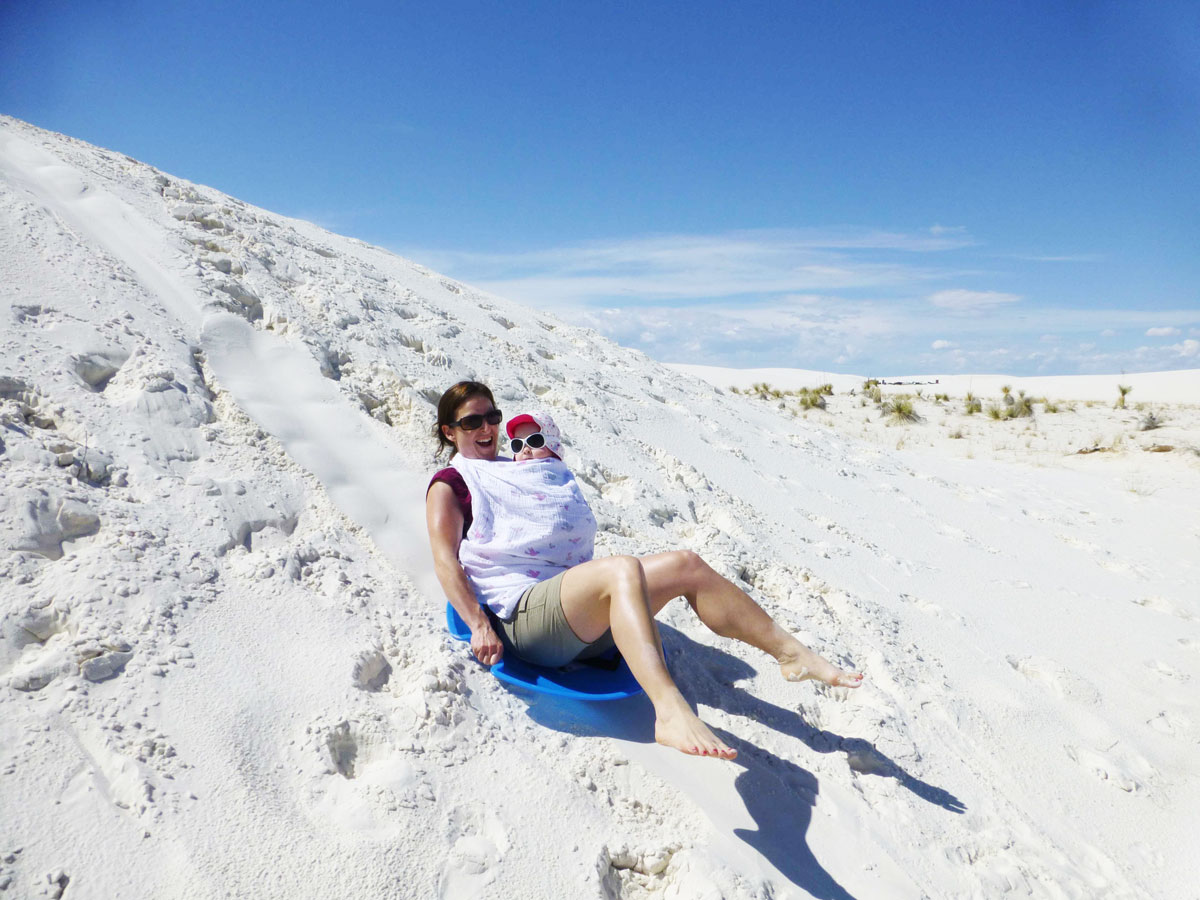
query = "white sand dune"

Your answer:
(671, 364), (1200, 405)
(2, 115), (1198, 899)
